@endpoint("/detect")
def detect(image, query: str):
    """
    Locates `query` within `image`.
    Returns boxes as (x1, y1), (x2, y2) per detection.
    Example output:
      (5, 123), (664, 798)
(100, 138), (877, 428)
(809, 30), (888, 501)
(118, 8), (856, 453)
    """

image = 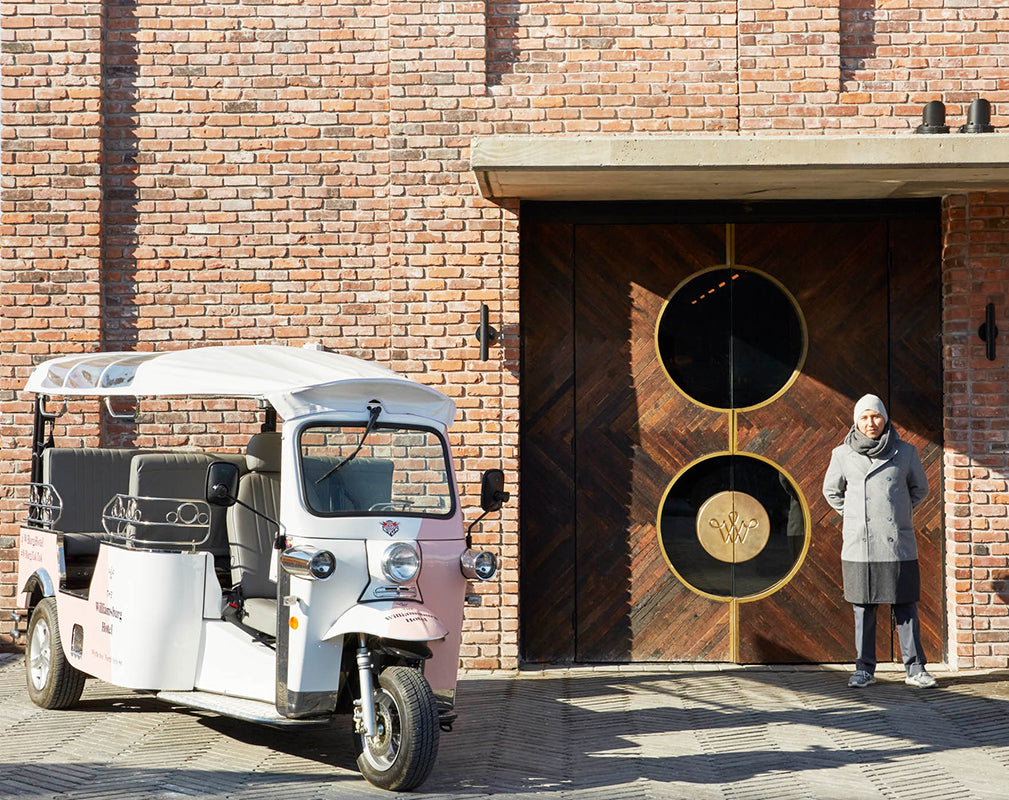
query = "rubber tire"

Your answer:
(25, 597), (86, 710)
(354, 665), (440, 791)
